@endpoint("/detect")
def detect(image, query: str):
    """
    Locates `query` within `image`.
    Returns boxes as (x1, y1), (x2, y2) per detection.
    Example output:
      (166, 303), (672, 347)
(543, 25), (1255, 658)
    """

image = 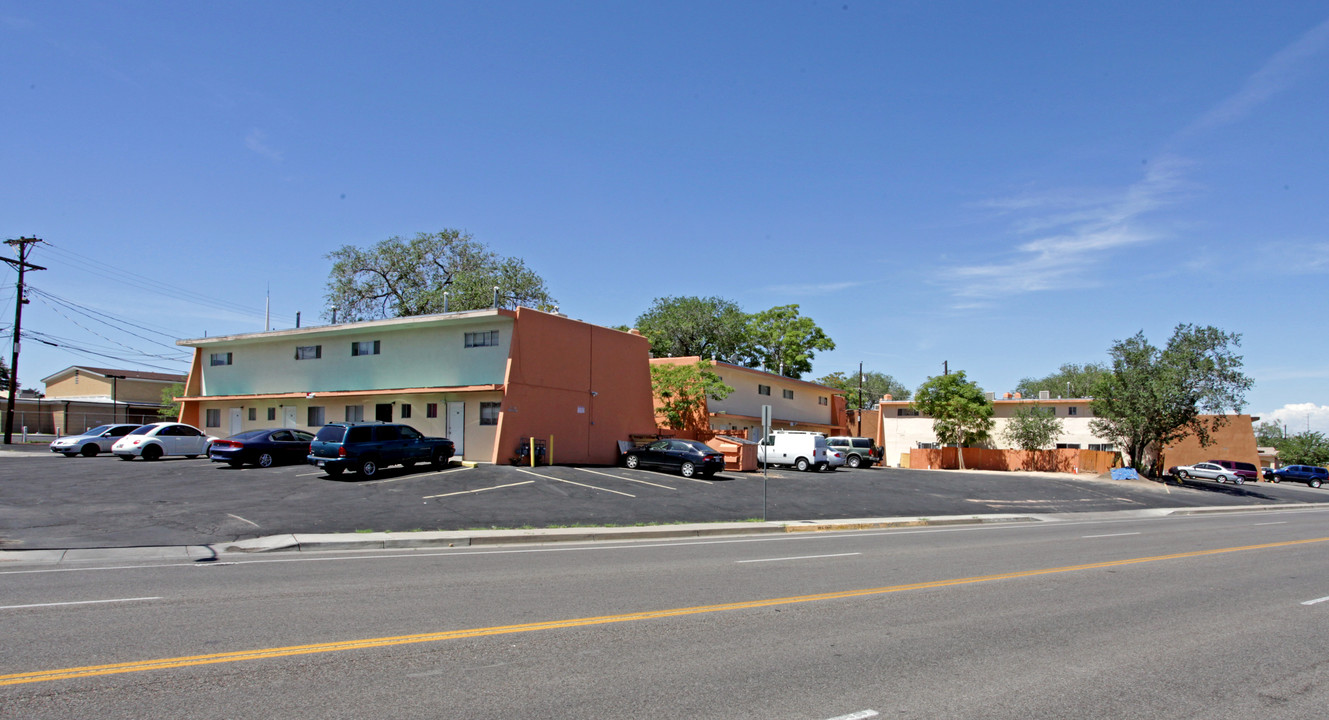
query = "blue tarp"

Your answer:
(1111, 467), (1141, 481)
